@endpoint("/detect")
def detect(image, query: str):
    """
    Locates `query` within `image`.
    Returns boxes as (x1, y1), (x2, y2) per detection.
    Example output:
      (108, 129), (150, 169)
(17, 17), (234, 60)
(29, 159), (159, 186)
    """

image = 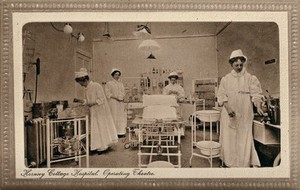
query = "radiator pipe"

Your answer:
(34, 58), (40, 104)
